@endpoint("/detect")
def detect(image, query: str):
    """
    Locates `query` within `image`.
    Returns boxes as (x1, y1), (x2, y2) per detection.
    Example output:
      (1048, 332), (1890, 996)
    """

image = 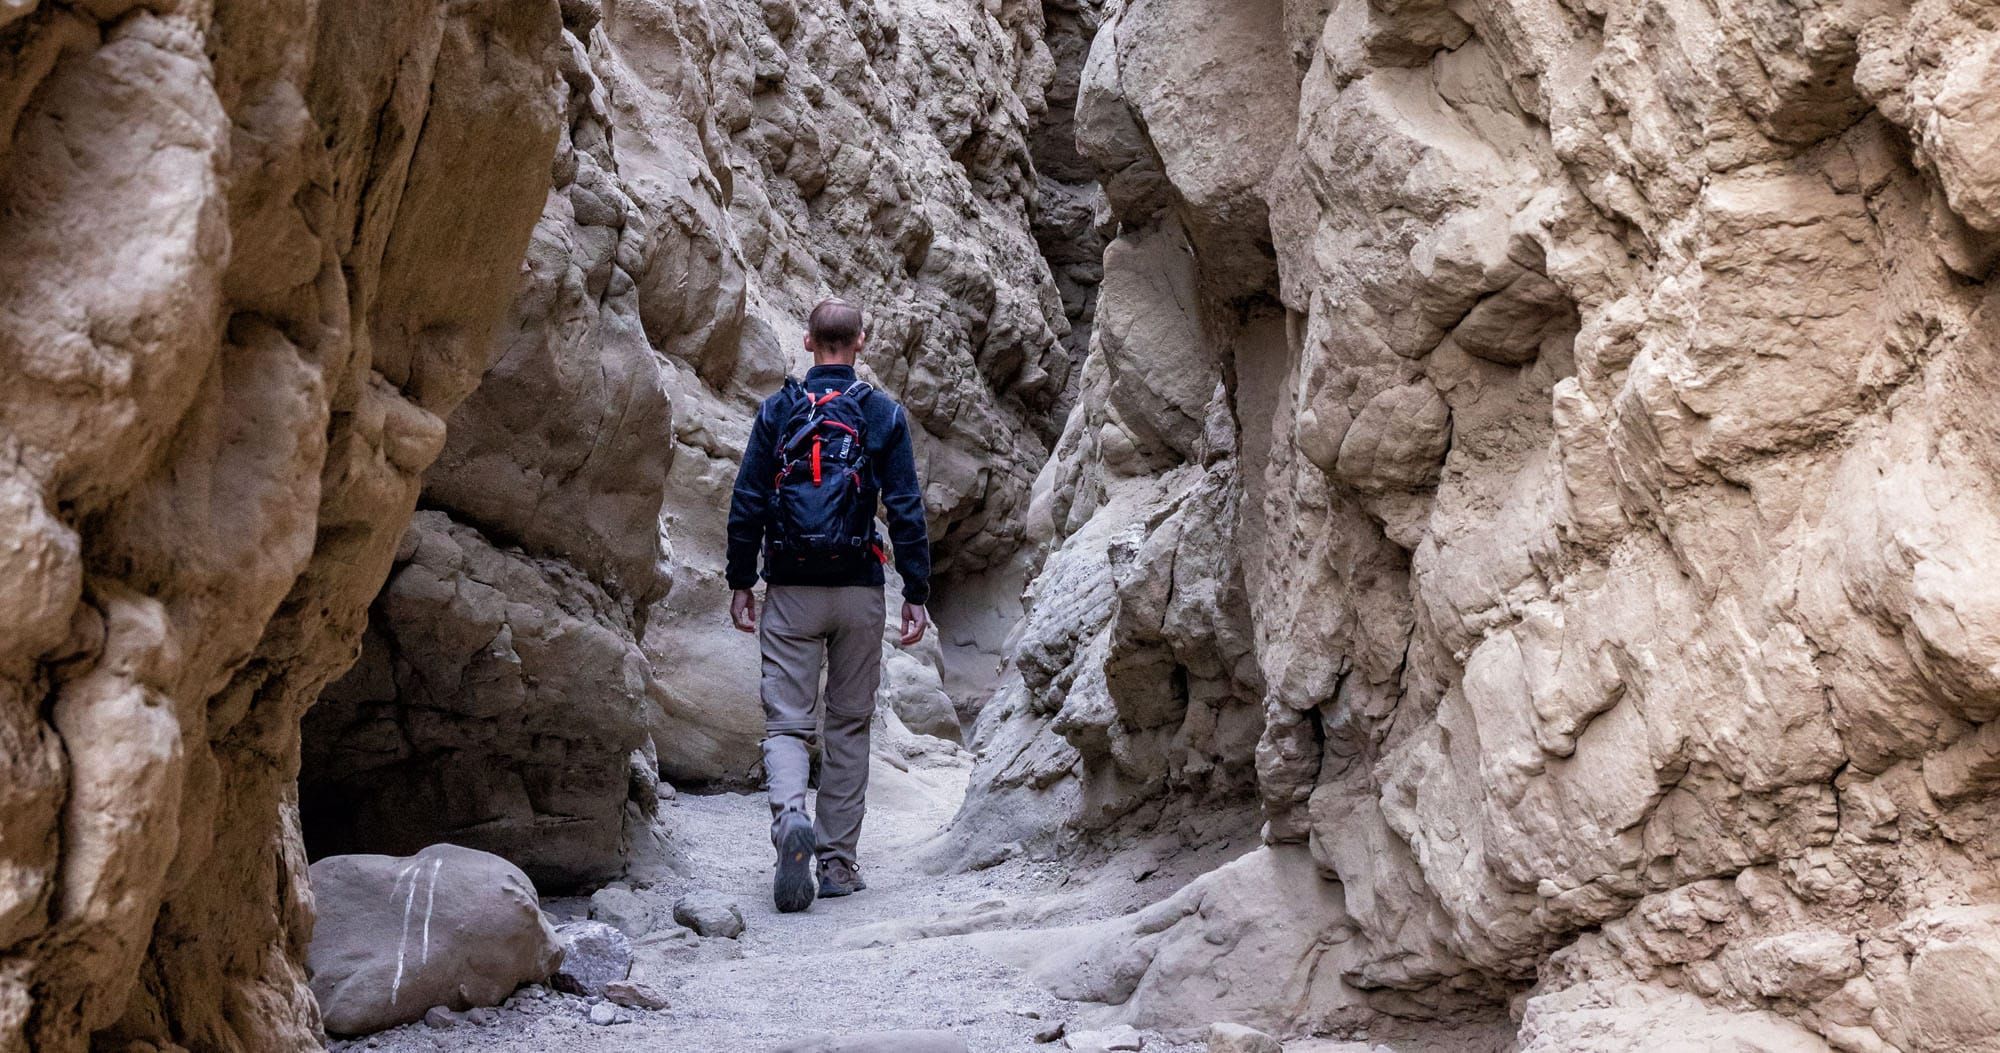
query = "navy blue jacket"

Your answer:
(726, 364), (932, 605)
